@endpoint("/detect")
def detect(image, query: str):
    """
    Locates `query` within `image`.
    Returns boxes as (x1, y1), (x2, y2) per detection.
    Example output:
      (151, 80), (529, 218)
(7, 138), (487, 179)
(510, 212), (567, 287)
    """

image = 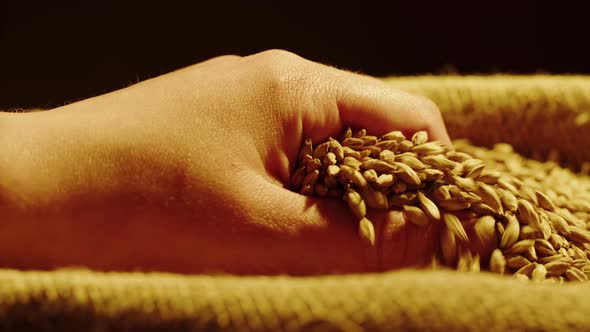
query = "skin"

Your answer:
(0, 50), (459, 275)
